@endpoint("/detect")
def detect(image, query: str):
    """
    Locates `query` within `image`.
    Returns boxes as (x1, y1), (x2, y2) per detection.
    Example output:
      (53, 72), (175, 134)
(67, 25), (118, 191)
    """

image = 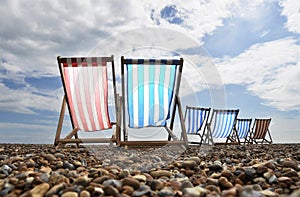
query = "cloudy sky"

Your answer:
(0, 0), (299, 144)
